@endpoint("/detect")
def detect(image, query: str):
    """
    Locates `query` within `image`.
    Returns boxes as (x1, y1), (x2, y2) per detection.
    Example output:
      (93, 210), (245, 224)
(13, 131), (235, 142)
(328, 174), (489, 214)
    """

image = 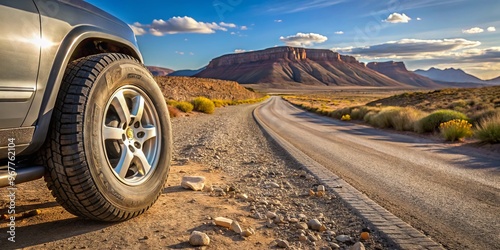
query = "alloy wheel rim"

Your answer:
(101, 86), (161, 186)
